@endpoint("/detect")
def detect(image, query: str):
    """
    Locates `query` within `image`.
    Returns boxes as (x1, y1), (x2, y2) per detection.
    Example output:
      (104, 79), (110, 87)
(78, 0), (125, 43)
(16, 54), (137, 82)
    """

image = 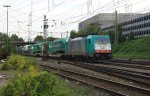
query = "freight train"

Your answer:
(16, 35), (112, 61)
